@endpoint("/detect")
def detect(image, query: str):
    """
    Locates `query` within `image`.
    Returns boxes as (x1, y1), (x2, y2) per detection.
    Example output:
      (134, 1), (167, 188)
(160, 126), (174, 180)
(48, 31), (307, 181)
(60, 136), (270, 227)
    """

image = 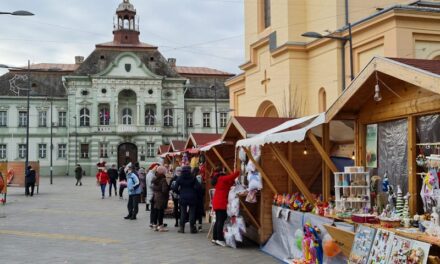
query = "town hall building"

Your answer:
(0, 0), (233, 176)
